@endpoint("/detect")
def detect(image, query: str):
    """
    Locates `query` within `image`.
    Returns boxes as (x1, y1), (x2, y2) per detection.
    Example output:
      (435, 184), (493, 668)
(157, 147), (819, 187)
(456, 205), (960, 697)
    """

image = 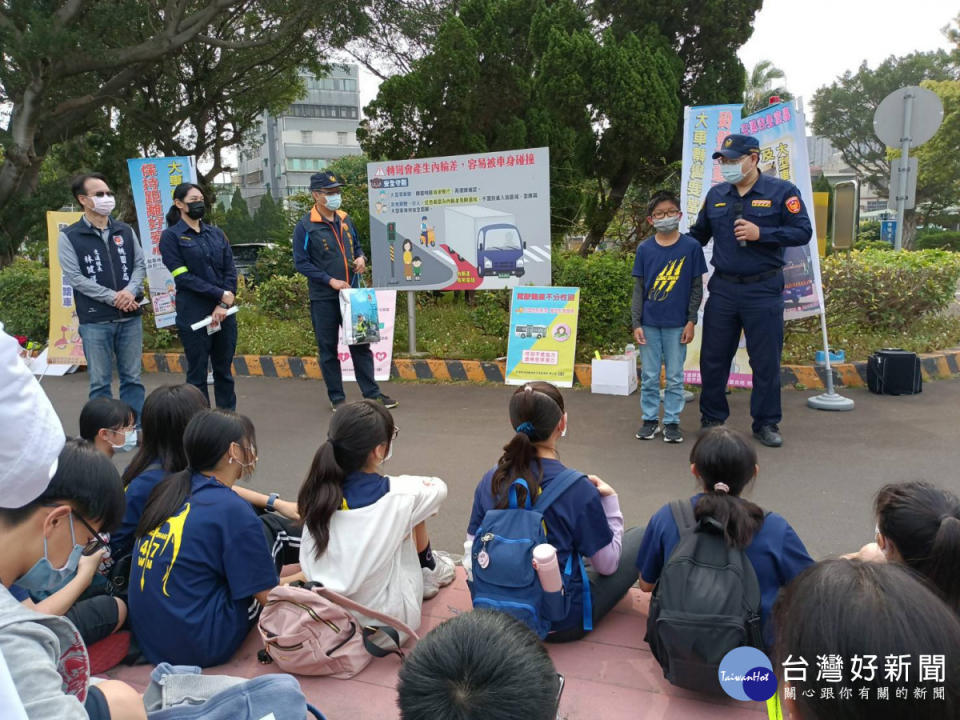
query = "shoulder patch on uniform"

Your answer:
(751, 199), (772, 208)
(713, 201), (726, 207)
(785, 196), (801, 214)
